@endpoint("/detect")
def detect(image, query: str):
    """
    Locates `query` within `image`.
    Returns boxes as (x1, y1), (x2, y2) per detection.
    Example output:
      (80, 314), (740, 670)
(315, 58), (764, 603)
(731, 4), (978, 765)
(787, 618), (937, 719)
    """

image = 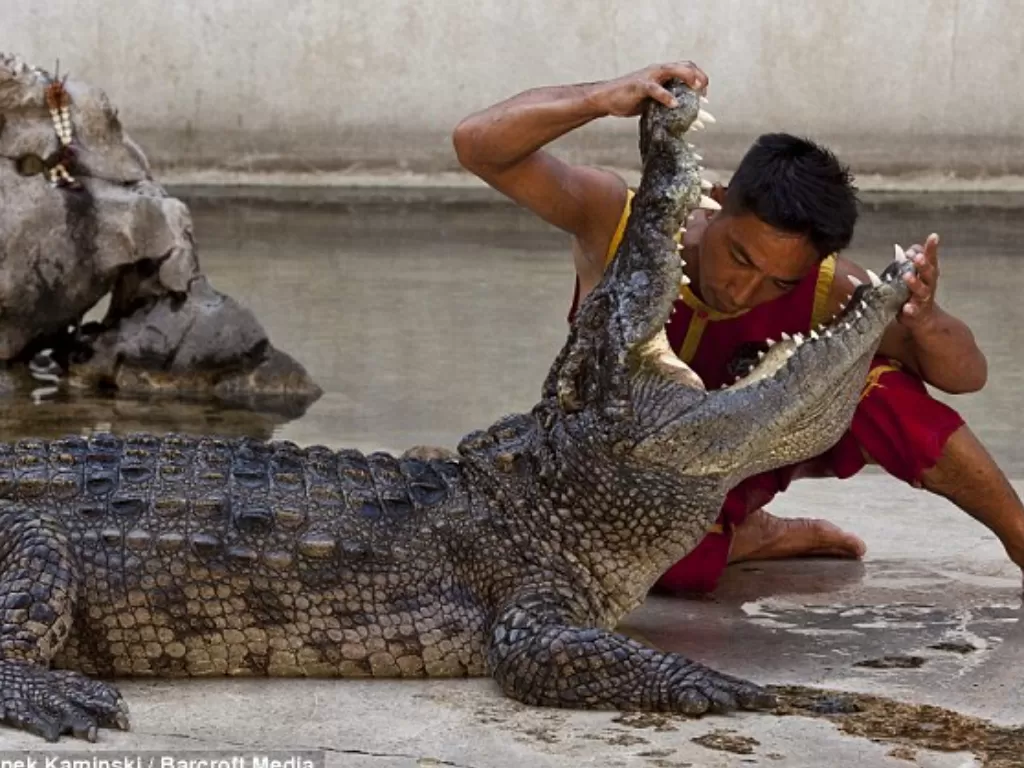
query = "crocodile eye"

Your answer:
(15, 153), (46, 176)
